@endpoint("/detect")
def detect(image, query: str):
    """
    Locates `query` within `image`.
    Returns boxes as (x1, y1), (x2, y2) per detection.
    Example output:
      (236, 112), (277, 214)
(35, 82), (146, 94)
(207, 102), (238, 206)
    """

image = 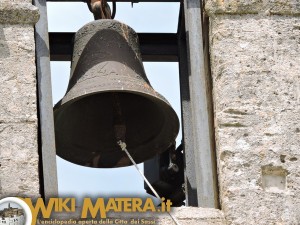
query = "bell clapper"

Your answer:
(117, 140), (127, 151)
(112, 92), (127, 142)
